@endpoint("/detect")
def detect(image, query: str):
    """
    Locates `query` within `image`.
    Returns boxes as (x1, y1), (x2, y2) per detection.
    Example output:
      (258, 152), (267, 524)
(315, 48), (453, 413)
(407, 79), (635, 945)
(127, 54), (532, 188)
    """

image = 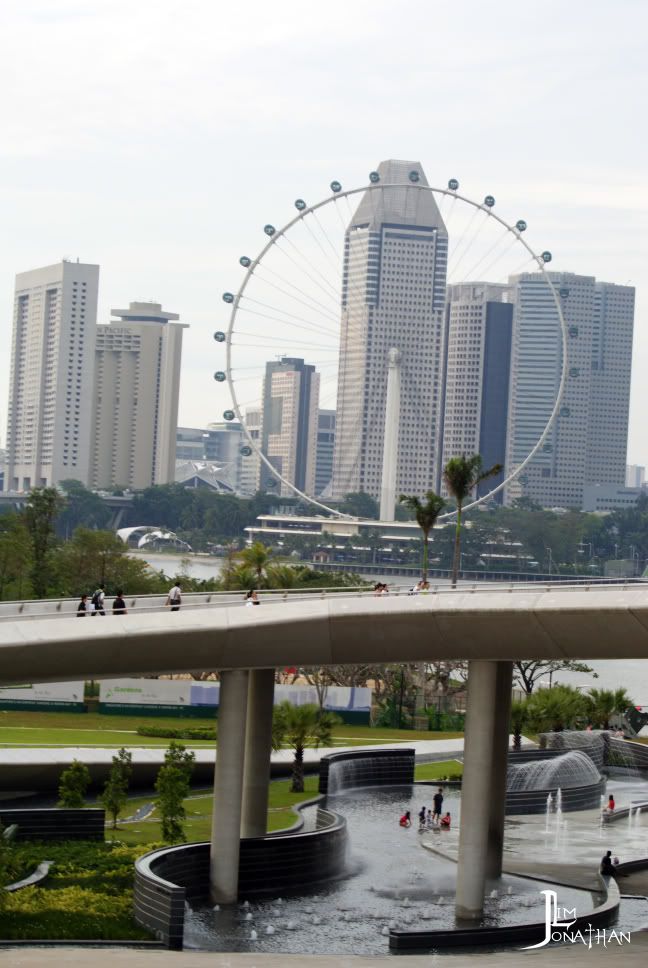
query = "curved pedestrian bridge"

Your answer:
(1, 581), (648, 686)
